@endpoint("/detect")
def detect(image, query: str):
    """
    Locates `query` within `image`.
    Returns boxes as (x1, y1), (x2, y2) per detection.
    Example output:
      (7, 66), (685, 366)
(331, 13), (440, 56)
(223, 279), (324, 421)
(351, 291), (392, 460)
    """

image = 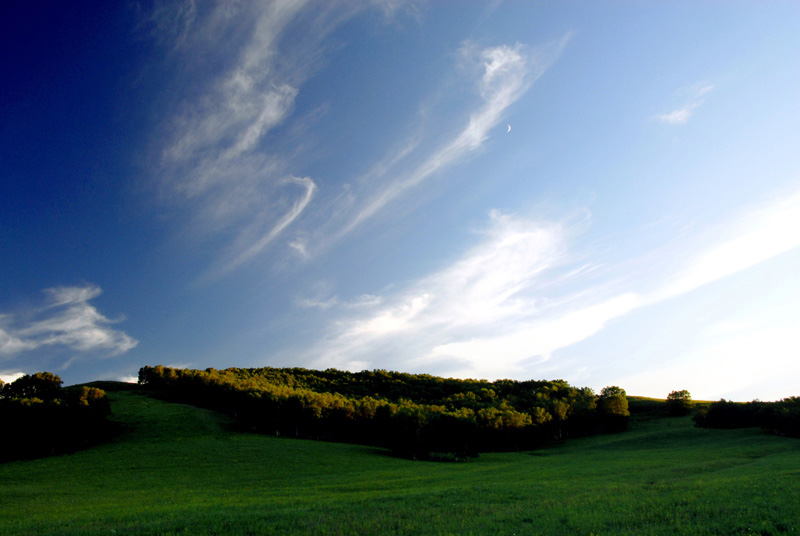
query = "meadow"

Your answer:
(0, 385), (798, 535)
